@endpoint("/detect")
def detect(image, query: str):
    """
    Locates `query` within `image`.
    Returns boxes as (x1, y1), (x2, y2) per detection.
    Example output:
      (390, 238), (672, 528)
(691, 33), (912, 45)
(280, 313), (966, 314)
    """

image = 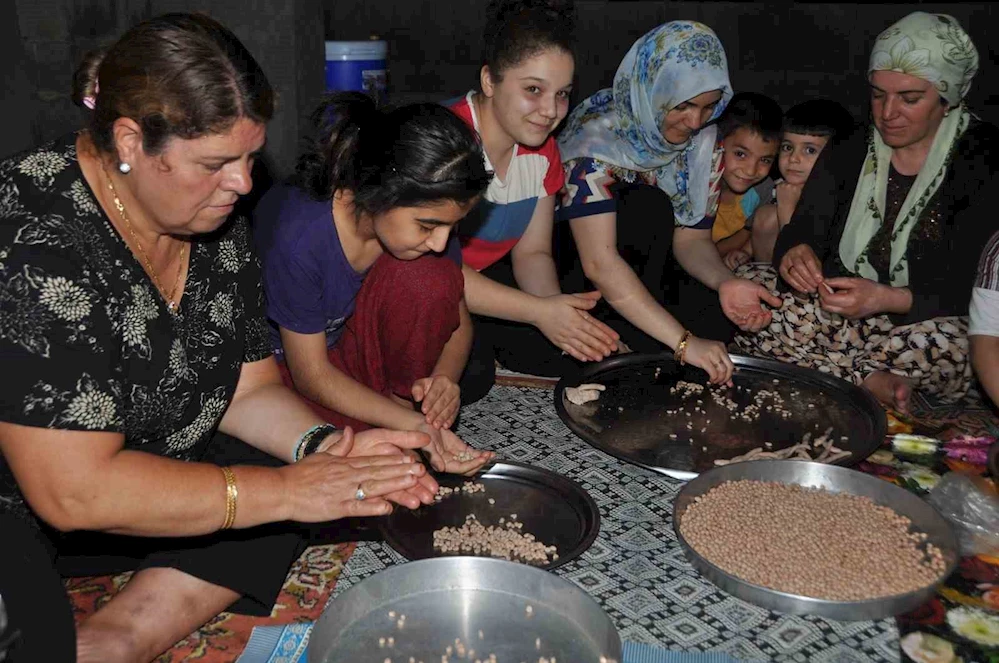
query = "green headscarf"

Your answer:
(838, 12), (979, 287)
